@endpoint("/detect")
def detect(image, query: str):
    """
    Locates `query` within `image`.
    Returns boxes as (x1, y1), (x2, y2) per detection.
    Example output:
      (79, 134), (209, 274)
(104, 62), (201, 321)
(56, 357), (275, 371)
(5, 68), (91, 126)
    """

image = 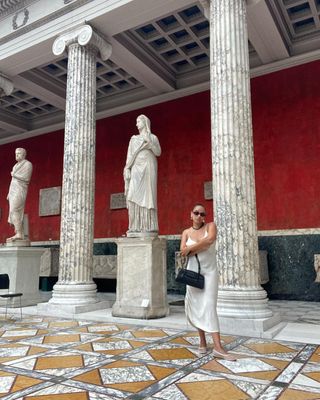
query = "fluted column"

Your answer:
(49, 25), (112, 305)
(208, 0), (271, 318)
